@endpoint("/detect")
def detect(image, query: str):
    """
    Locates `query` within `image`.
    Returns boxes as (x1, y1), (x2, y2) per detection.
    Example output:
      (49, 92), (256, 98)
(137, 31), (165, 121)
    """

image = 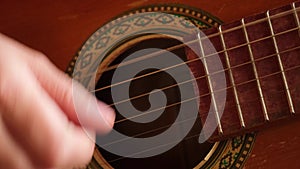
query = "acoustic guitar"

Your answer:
(1, 0), (299, 169)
